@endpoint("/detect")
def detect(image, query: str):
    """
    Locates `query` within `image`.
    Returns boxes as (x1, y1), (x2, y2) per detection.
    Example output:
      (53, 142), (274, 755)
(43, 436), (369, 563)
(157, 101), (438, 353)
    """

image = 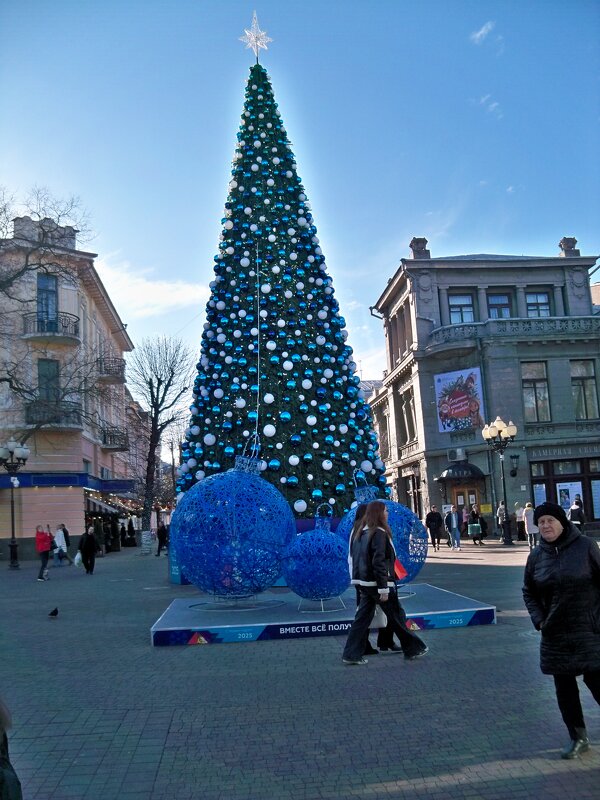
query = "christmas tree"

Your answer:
(177, 16), (386, 518)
